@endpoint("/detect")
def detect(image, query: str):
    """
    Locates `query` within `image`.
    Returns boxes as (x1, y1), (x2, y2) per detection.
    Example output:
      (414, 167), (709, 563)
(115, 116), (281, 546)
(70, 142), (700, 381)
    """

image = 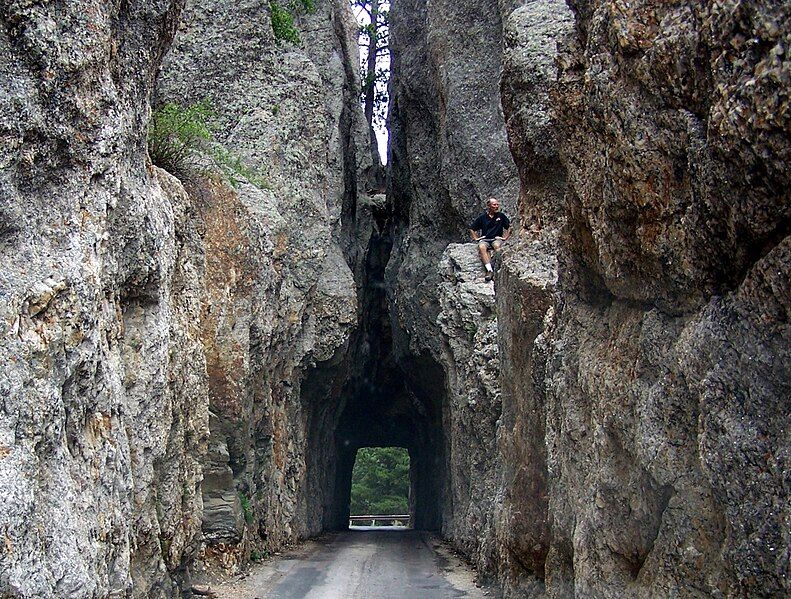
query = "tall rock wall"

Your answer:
(155, 0), (369, 571)
(0, 1), (207, 596)
(0, 0), (370, 595)
(494, 2), (573, 595)
(388, 0), (789, 597)
(386, 0), (520, 563)
(535, 1), (790, 596)
(1, 0), (787, 596)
